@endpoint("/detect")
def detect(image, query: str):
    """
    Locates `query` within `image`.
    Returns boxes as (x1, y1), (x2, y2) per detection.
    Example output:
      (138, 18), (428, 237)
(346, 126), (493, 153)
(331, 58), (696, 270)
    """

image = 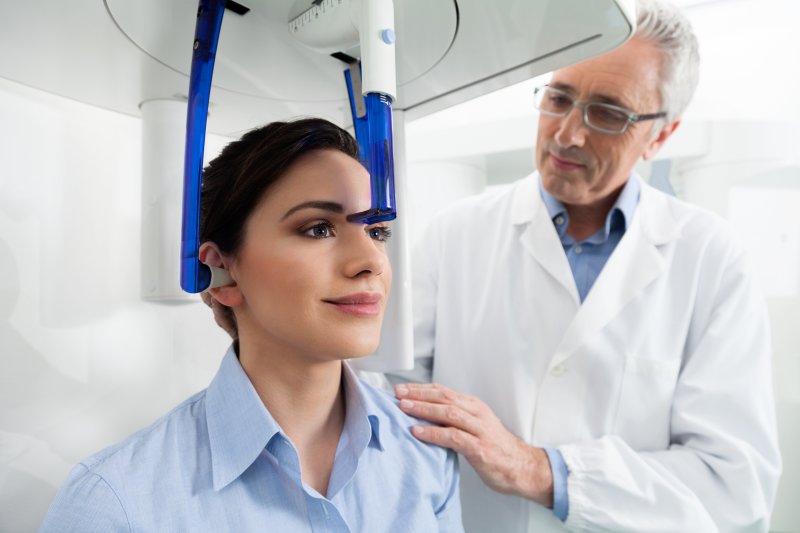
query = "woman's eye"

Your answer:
(302, 222), (335, 239)
(368, 226), (392, 242)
